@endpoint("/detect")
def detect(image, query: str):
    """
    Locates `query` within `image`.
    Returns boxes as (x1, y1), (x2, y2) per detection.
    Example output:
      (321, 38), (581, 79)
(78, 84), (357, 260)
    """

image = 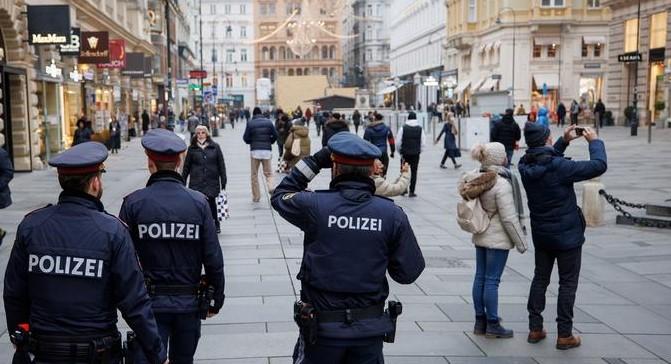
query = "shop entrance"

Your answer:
(1, 66), (31, 171)
(648, 61), (665, 125)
